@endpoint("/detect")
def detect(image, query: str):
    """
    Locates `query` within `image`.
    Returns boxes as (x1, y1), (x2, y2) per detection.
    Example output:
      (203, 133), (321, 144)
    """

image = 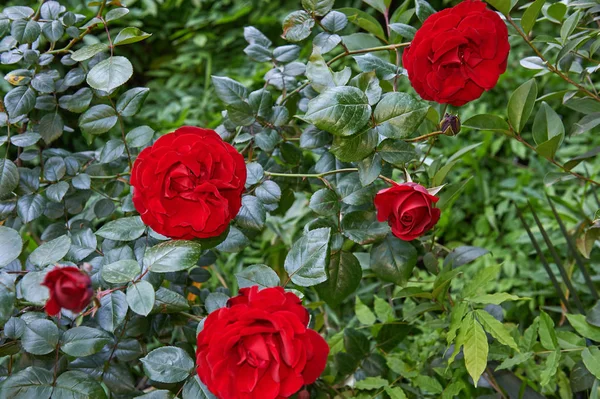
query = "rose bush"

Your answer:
(0, 0), (599, 397)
